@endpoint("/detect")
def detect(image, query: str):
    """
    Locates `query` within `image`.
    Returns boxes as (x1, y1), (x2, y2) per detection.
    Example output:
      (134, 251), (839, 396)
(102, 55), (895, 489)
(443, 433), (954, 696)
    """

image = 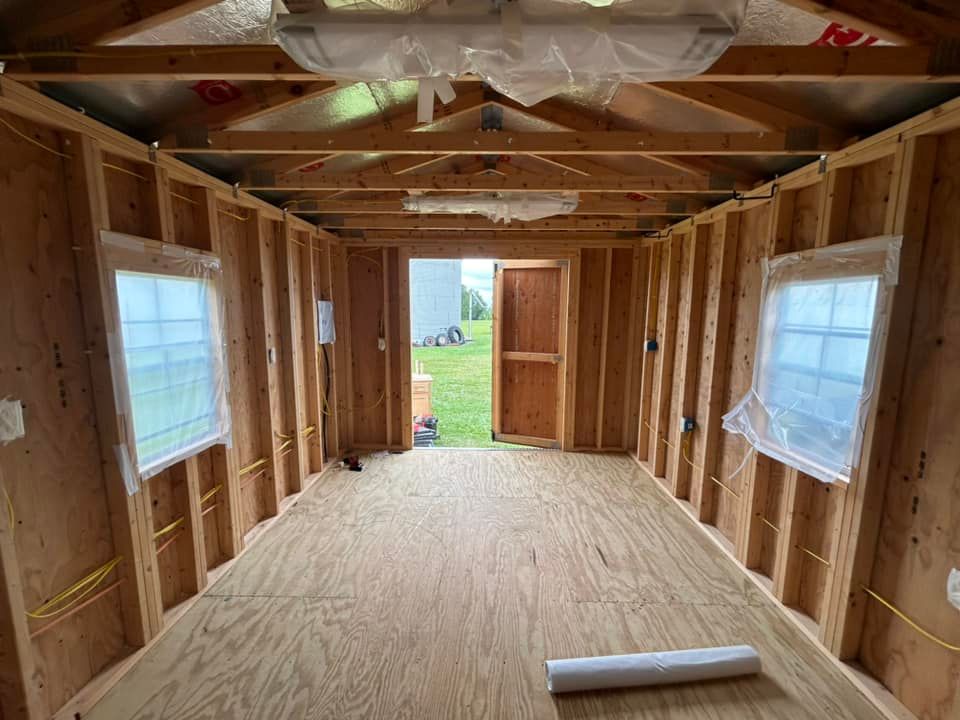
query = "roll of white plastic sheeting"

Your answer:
(273, 0), (746, 106)
(545, 645), (761, 694)
(402, 192), (578, 223)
